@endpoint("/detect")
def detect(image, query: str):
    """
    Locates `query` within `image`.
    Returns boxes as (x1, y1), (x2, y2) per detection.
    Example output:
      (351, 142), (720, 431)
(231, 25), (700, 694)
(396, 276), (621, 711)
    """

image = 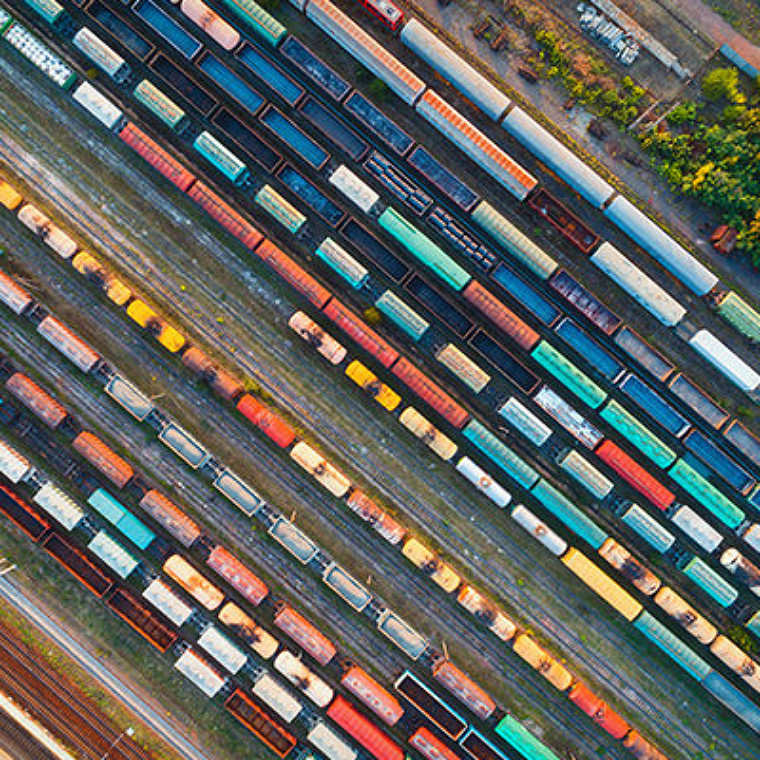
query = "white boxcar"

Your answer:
(307, 721), (358, 760)
(142, 578), (193, 627)
(88, 531), (138, 579)
(289, 310), (348, 364)
(0, 271), (33, 315)
(72, 82), (123, 129)
(455, 457), (511, 508)
(33, 483), (84, 531)
(688, 329), (760, 392)
(329, 165), (379, 214)
(197, 626), (247, 674)
(0, 440), (33, 483)
(18, 205), (77, 259)
(533, 386), (603, 449)
(671, 505), (723, 553)
(274, 650), (334, 707)
(252, 673), (303, 723)
(558, 450), (613, 499)
(290, 442), (351, 498)
(174, 649), (226, 698)
(436, 343), (490, 393)
(498, 397), (552, 446)
(510, 505), (568, 556)
(37, 317), (100, 372)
